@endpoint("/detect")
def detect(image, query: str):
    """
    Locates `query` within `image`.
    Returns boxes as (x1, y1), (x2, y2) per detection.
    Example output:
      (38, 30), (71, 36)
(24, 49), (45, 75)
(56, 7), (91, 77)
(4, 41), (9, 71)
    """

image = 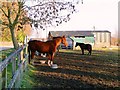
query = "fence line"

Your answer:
(0, 44), (28, 89)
